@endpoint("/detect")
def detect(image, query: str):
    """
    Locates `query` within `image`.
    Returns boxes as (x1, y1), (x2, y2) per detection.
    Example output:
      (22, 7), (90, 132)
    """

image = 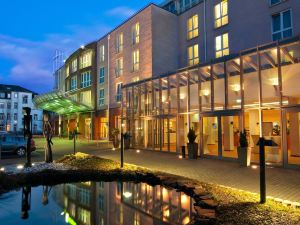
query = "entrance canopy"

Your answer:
(34, 91), (93, 115)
